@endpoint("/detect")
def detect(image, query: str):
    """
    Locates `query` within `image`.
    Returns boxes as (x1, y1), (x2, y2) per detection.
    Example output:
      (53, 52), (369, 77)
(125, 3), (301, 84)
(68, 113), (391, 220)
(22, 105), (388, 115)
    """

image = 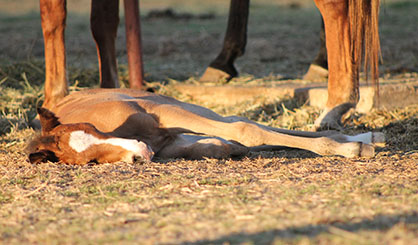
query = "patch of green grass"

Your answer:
(0, 191), (13, 204)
